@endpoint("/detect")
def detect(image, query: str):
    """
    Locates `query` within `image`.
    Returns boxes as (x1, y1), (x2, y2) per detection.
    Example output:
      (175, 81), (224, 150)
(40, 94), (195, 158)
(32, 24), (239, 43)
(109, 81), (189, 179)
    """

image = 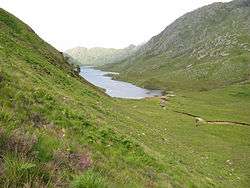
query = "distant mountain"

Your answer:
(65, 45), (137, 66)
(103, 0), (250, 91)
